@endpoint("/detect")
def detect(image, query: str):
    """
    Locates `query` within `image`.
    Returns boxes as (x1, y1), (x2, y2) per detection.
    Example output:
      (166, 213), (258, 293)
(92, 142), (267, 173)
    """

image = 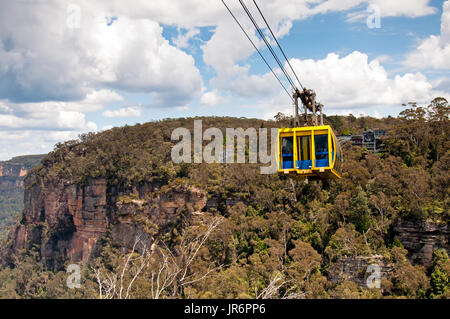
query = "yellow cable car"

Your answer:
(277, 125), (343, 179)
